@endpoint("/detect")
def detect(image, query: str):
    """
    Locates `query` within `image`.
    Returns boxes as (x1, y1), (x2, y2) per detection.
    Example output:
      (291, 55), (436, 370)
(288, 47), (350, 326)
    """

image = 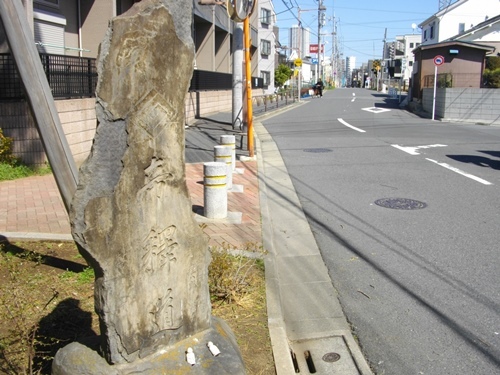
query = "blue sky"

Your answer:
(273, 0), (443, 67)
